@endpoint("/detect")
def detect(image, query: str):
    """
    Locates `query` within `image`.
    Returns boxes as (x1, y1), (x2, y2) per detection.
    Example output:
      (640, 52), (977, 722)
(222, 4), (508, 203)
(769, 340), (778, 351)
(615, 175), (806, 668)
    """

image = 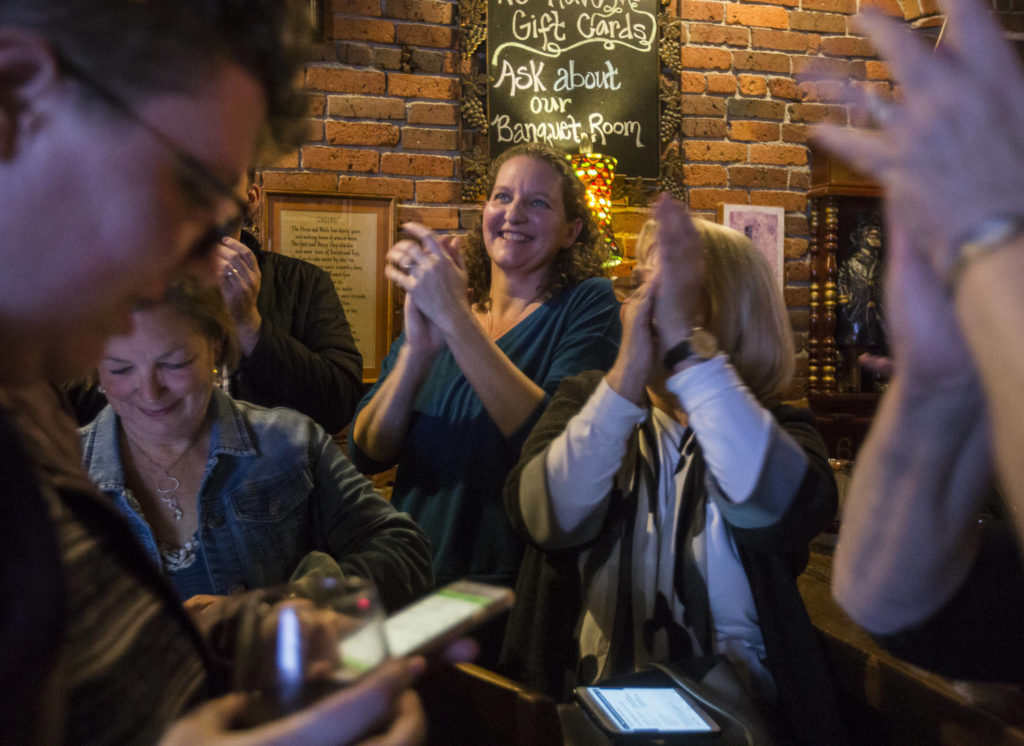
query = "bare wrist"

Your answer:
(887, 372), (984, 417)
(655, 315), (693, 353)
(237, 314), (262, 356)
(435, 302), (475, 341)
(399, 341), (437, 369)
(605, 360), (646, 404)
